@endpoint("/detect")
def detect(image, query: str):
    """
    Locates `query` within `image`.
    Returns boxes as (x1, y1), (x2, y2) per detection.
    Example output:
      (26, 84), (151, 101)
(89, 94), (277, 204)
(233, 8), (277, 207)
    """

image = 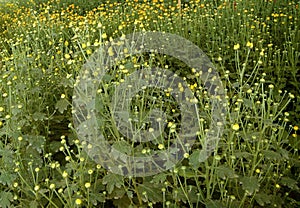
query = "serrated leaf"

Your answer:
(102, 73), (113, 82)
(174, 185), (200, 204)
(187, 185), (199, 203)
(89, 192), (106, 203)
(215, 165), (237, 179)
(280, 177), (299, 190)
(24, 135), (45, 153)
(102, 173), (124, 194)
(277, 148), (289, 160)
(189, 149), (208, 170)
(0, 147), (14, 167)
(239, 176), (260, 194)
(234, 151), (252, 160)
(243, 98), (253, 108)
(112, 140), (132, 155)
(32, 112), (46, 121)
(261, 150), (282, 160)
(189, 150), (201, 170)
(126, 191), (133, 199)
(0, 171), (16, 185)
(49, 141), (62, 153)
(29, 200), (39, 208)
(151, 172), (167, 184)
(178, 166), (197, 178)
(0, 191), (13, 208)
(254, 193), (272, 206)
(232, 82), (240, 88)
(173, 187), (187, 203)
(21, 147), (43, 167)
(109, 187), (126, 199)
(137, 182), (163, 203)
(55, 98), (69, 114)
